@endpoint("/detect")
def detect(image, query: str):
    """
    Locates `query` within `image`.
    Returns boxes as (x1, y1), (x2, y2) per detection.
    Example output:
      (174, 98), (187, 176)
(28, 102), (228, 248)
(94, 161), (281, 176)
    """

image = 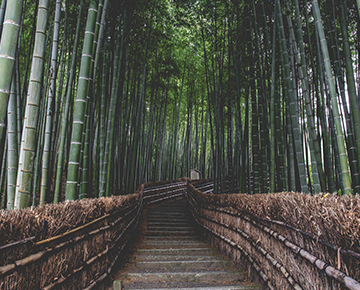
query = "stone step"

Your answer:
(140, 245), (208, 250)
(146, 230), (195, 236)
(148, 221), (192, 226)
(148, 212), (189, 215)
(136, 259), (230, 270)
(127, 270), (244, 283)
(147, 216), (190, 221)
(148, 207), (188, 211)
(147, 226), (194, 231)
(149, 208), (188, 212)
(142, 240), (208, 245)
(137, 255), (223, 262)
(123, 281), (260, 290)
(137, 248), (215, 256)
(127, 286), (260, 290)
(110, 197), (259, 290)
(141, 243), (210, 250)
(146, 218), (191, 223)
(147, 212), (189, 217)
(147, 219), (190, 223)
(144, 235), (198, 241)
